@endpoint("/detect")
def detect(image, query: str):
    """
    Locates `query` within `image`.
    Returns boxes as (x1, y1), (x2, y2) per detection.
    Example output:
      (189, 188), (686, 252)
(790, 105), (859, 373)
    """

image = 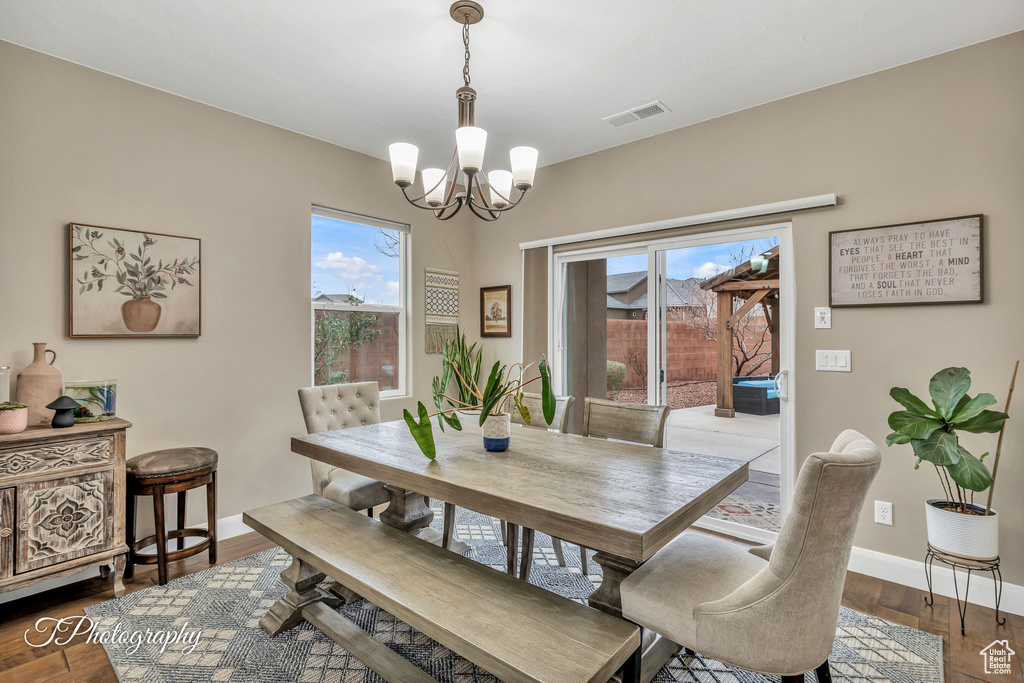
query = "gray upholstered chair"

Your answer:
(619, 430), (881, 683)
(297, 382), (391, 514)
